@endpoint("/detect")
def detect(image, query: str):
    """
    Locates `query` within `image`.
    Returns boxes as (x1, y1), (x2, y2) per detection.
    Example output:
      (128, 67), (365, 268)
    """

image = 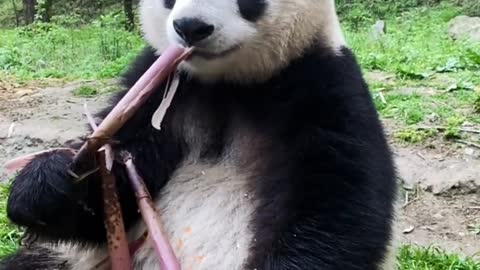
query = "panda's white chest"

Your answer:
(132, 161), (256, 270)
